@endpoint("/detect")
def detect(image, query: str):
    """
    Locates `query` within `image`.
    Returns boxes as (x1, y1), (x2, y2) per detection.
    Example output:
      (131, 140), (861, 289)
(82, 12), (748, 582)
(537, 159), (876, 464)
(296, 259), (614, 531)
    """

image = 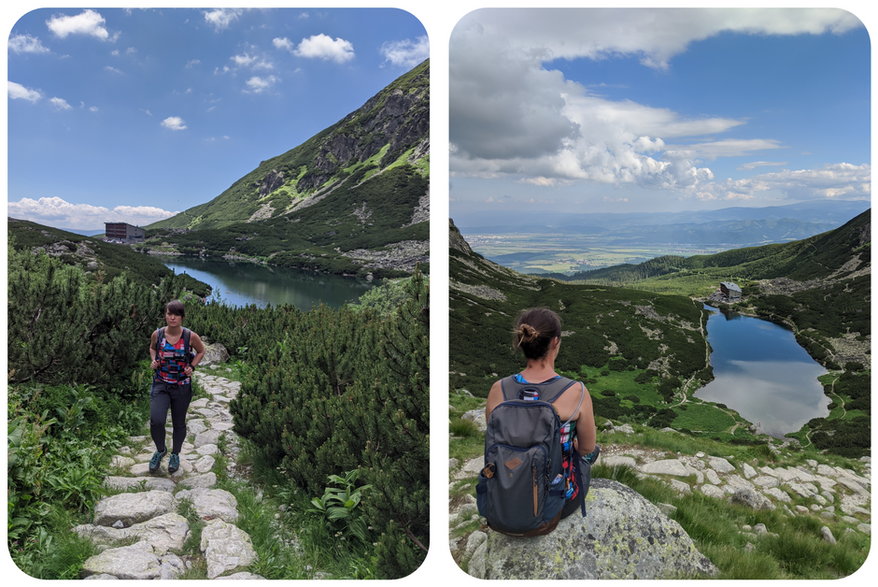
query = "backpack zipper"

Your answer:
(532, 464), (538, 516)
